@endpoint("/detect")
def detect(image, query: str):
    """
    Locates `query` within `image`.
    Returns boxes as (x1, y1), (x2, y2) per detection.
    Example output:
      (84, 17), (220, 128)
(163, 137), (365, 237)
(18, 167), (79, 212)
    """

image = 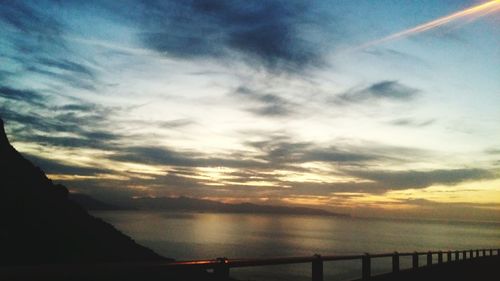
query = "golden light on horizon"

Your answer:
(48, 173), (130, 181)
